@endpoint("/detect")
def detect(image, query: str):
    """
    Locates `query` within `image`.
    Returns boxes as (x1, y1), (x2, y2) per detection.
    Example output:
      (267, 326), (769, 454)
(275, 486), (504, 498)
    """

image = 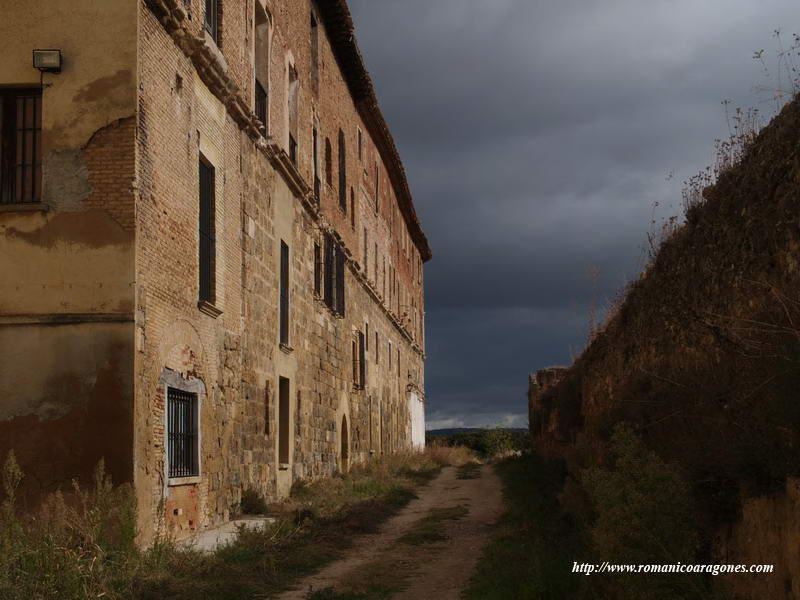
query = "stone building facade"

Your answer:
(0, 0), (430, 543)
